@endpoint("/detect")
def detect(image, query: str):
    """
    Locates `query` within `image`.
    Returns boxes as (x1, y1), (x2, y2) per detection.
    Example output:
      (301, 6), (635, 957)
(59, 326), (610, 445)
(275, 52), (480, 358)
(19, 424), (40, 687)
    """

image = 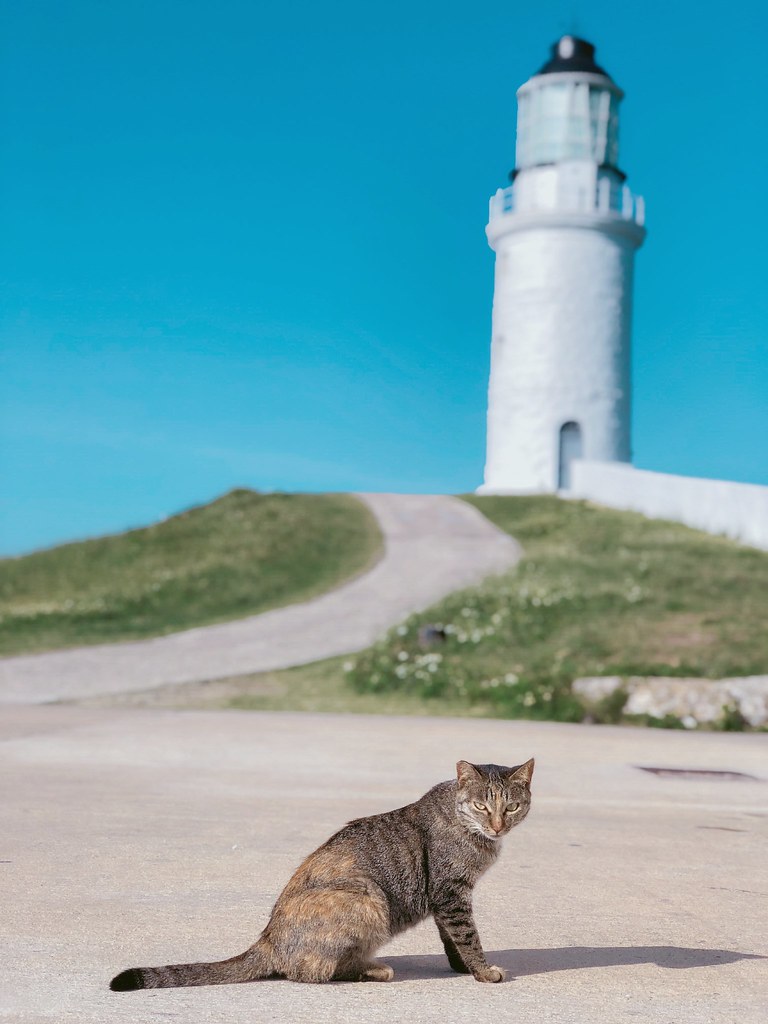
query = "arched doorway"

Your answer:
(558, 421), (582, 489)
